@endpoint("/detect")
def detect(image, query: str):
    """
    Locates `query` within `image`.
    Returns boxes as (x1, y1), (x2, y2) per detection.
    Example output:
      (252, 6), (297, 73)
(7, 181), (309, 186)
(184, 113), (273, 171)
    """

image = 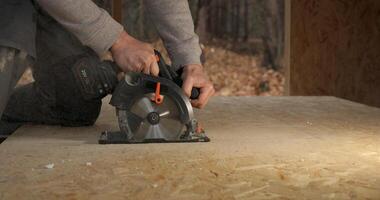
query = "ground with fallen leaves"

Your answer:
(201, 44), (284, 96)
